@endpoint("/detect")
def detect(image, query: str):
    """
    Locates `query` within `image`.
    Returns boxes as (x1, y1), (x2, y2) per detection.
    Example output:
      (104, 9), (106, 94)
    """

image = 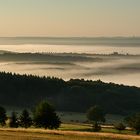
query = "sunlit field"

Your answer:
(0, 127), (140, 140)
(0, 122), (140, 140)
